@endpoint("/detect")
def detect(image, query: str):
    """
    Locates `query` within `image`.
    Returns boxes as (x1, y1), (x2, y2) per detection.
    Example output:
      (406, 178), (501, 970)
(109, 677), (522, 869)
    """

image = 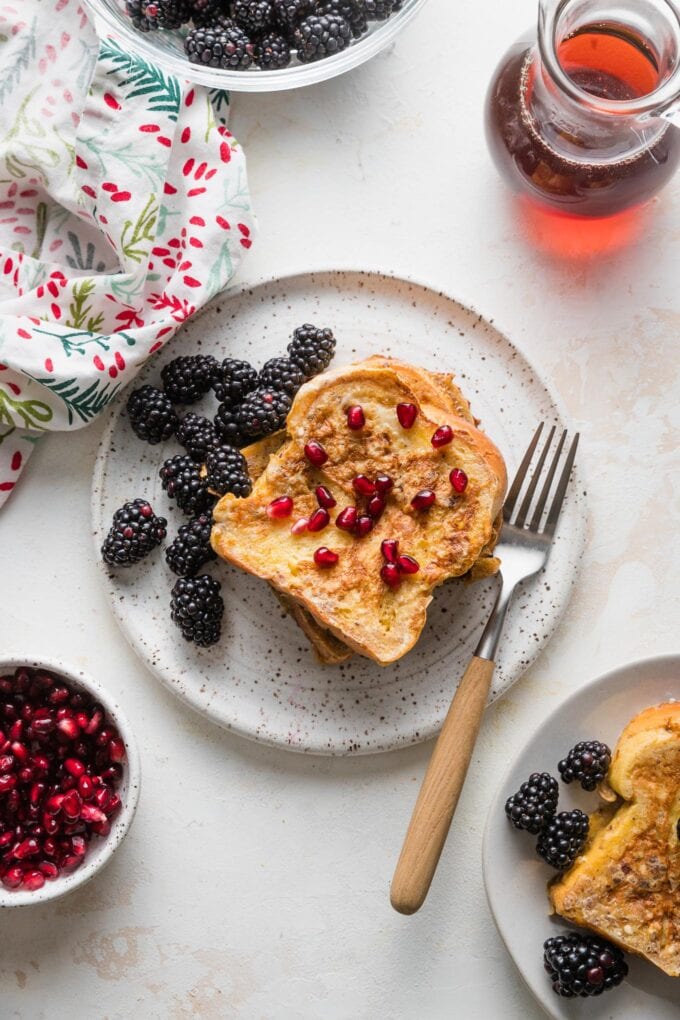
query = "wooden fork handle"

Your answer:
(390, 655), (495, 915)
